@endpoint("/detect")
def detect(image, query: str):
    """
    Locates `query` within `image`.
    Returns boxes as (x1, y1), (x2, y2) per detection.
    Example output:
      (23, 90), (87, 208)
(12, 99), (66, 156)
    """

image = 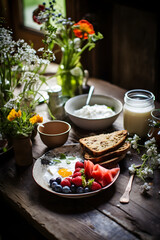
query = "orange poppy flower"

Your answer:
(73, 20), (95, 39)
